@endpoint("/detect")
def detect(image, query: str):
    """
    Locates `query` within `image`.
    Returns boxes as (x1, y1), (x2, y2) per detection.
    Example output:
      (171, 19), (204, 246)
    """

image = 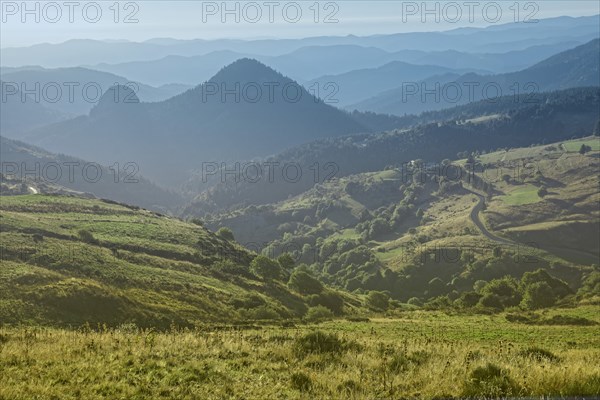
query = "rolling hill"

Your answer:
(0, 136), (184, 212)
(308, 61), (484, 106)
(0, 67), (191, 117)
(0, 194), (318, 327)
(0, 81), (66, 135)
(352, 39), (600, 115)
(201, 136), (599, 300)
(182, 87), (600, 214)
(23, 59), (372, 187)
